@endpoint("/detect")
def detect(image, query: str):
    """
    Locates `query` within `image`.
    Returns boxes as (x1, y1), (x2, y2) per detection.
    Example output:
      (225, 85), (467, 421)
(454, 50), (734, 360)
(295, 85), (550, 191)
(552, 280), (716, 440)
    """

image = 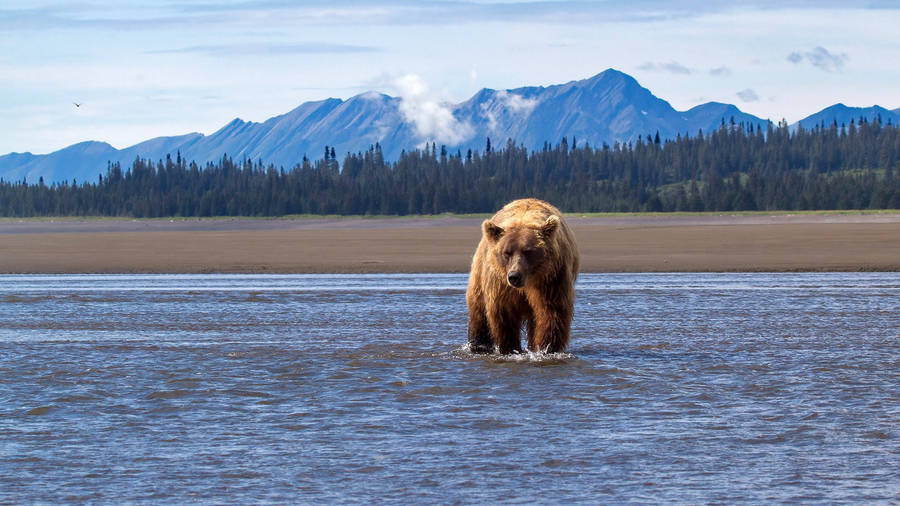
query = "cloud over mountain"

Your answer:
(393, 74), (473, 147)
